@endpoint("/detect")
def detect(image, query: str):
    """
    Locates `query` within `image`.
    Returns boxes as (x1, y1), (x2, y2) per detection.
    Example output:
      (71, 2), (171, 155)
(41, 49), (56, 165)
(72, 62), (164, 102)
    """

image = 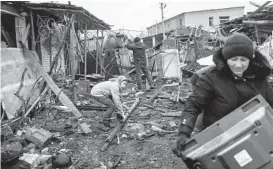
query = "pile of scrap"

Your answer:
(220, 1), (273, 45)
(1, 43), (83, 168)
